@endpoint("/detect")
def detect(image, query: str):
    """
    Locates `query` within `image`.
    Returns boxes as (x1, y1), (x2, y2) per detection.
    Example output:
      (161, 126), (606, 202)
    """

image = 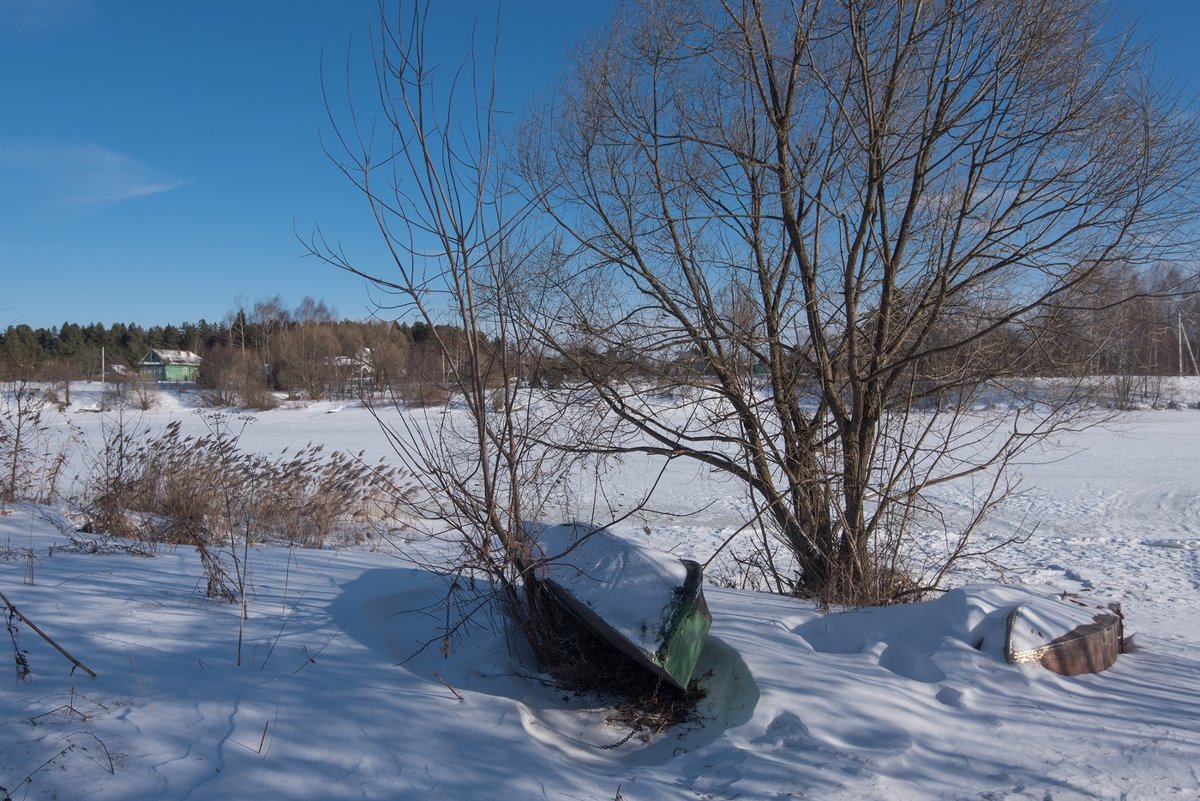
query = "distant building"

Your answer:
(331, 347), (374, 395)
(139, 349), (202, 382)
